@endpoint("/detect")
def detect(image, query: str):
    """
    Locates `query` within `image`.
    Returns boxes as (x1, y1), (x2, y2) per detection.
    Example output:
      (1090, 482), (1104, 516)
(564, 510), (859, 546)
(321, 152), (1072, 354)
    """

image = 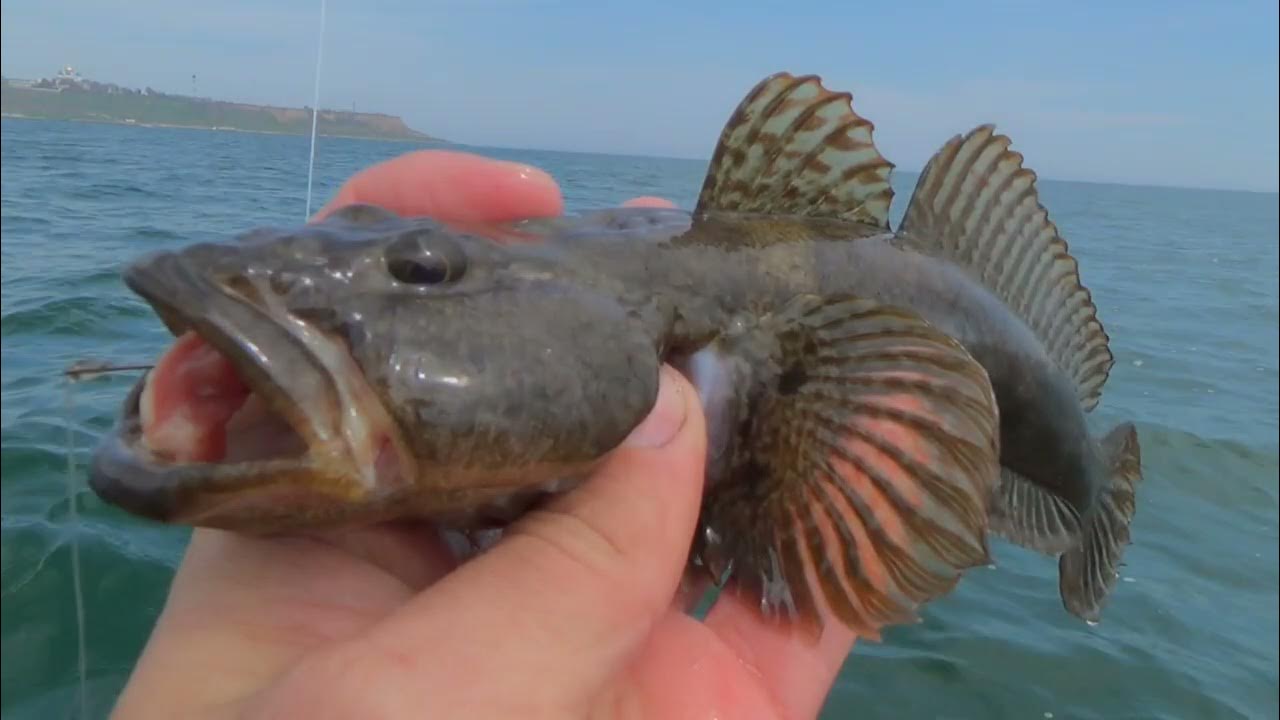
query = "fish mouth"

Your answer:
(88, 252), (414, 531)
